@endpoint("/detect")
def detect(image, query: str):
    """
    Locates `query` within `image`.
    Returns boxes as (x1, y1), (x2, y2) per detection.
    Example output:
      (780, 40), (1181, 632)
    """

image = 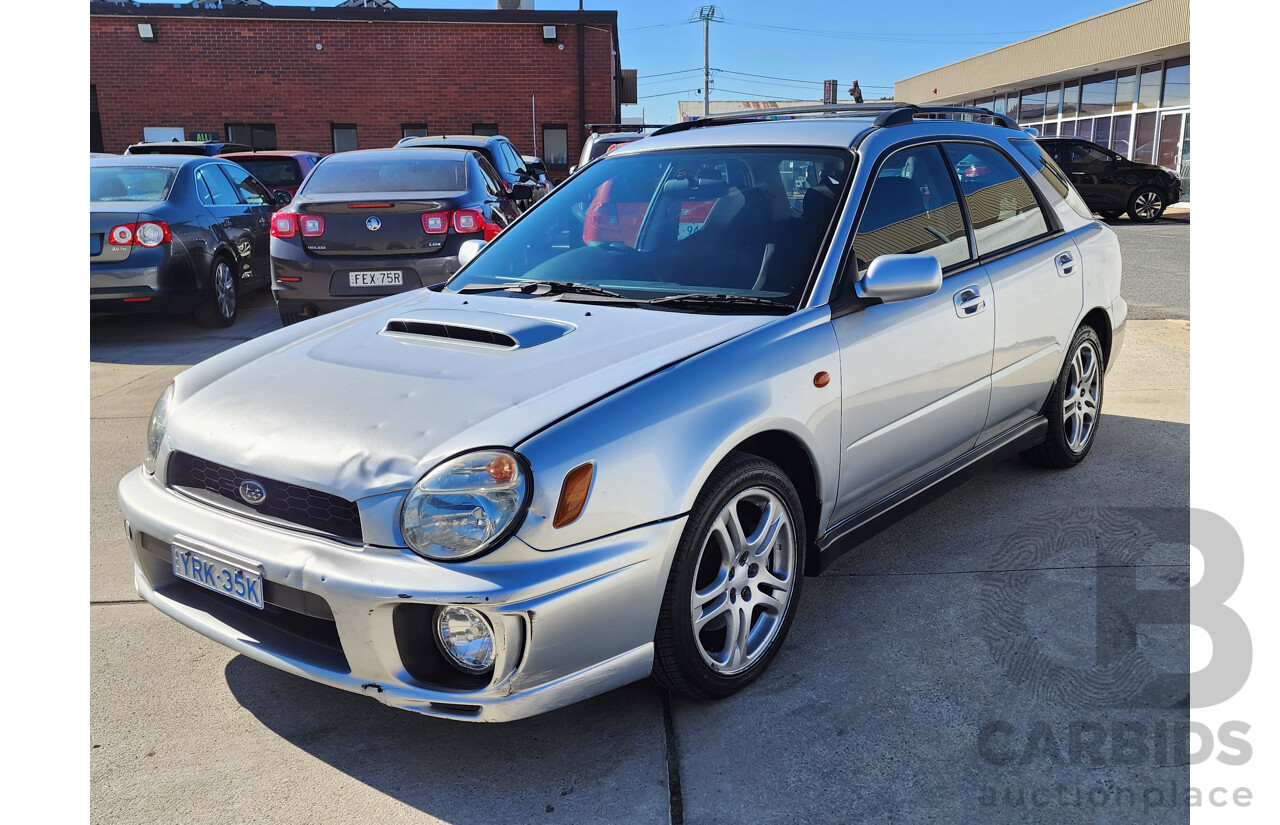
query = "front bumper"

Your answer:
(117, 467), (684, 722)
